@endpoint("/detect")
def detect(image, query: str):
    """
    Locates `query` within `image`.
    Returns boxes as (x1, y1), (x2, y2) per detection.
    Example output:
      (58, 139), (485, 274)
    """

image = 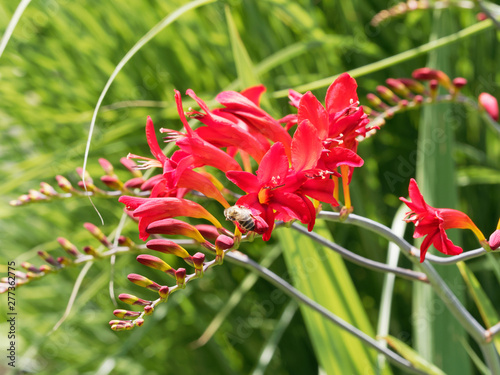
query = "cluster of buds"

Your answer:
(370, 1), (489, 27)
(9, 157), (153, 207)
(363, 67), (499, 133)
(0, 224), (137, 293)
